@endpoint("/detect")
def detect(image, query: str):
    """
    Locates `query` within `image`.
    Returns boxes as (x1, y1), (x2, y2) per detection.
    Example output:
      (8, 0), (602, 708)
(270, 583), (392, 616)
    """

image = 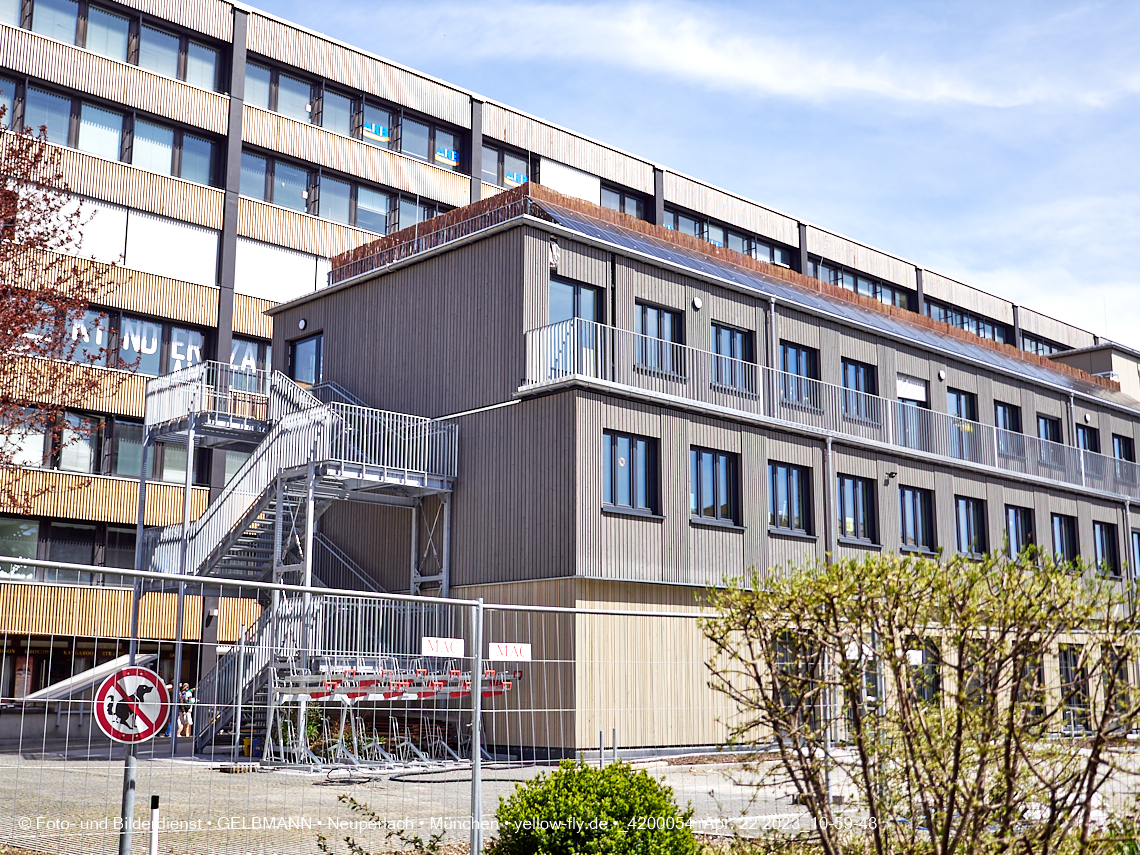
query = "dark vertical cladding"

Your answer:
(915, 267), (926, 316)
(470, 100), (483, 204)
(319, 503), (412, 592)
(797, 221), (809, 275)
(653, 167), (665, 227)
